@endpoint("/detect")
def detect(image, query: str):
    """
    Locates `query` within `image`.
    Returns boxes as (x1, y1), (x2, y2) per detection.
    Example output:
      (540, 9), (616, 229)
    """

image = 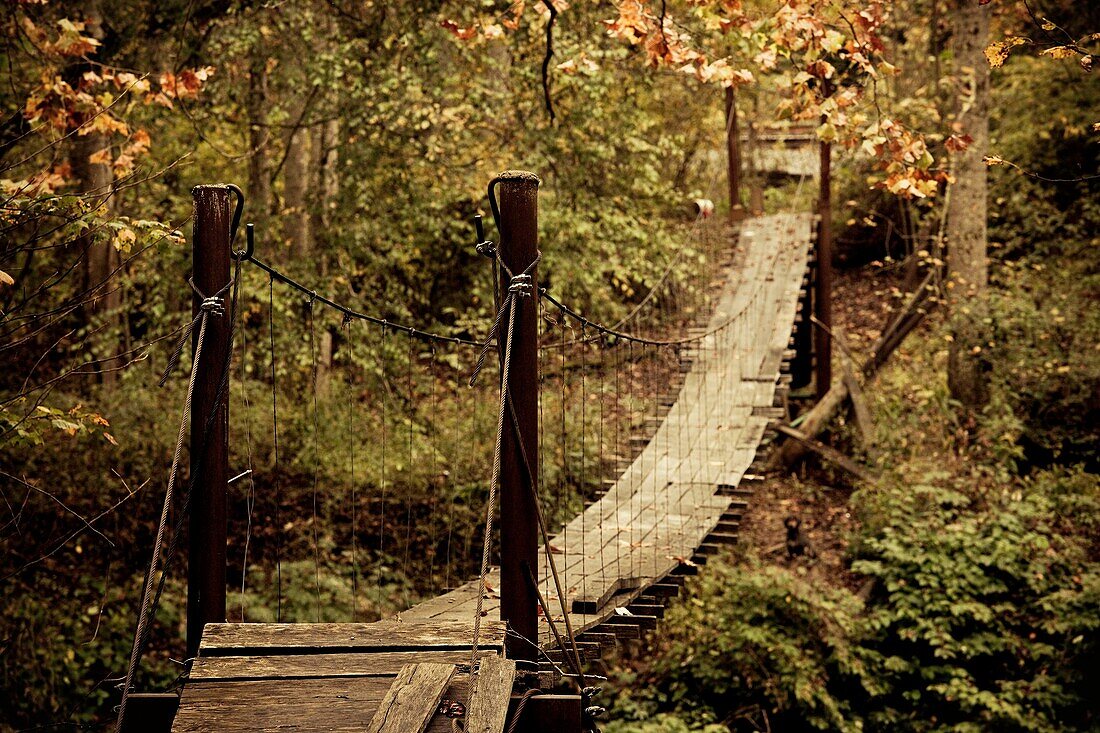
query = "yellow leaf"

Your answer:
(0, 269), (13, 287)
(1039, 45), (1078, 60)
(88, 147), (112, 166)
(984, 37), (1027, 68)
(115, 227), (137, 253)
